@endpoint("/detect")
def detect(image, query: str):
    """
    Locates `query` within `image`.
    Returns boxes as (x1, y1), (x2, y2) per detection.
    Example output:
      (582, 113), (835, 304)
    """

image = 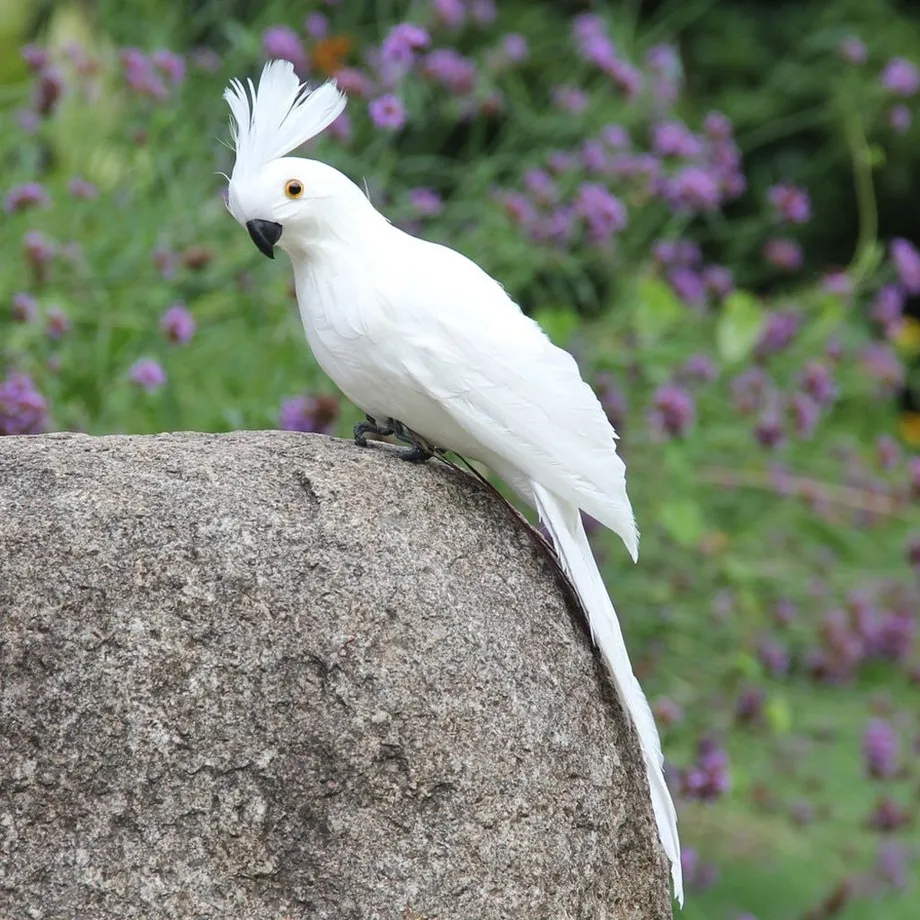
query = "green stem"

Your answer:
(843, 111), (879, 286)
